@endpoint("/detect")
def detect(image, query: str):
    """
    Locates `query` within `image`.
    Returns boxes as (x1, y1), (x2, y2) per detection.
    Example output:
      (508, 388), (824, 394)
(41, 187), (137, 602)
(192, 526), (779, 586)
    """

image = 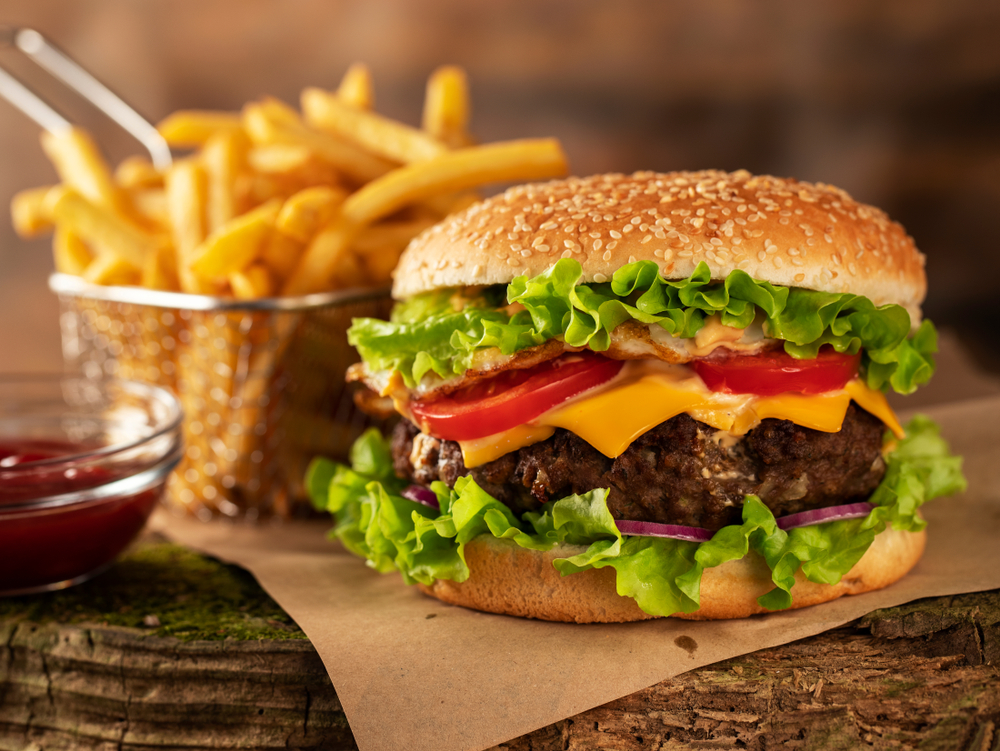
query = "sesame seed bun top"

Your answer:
(392, 170), (927, 322)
